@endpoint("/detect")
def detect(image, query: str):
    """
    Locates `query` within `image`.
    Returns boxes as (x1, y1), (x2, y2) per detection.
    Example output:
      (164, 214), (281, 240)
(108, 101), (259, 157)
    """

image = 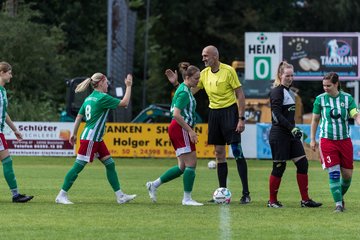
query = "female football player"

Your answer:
(267, 61), (321, 208)
(55, 72), (136, 204)
(0, 61), (33, 203)
(310, 72), (360, 212)
(146, 63), (203, 206)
